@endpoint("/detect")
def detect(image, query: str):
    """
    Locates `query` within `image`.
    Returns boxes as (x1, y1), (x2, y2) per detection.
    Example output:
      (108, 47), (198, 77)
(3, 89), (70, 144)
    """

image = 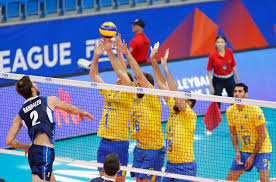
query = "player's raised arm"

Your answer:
(6, 115), (31, 156)
(160, 49), (188, 112)
(89, 40), (104, 84)
(150, 43), (169, 102)
(48, 96), (94, 121)
(117, 37), (152, 88)
(101, 39), (132, 86)
(115, 33), (128, 73)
